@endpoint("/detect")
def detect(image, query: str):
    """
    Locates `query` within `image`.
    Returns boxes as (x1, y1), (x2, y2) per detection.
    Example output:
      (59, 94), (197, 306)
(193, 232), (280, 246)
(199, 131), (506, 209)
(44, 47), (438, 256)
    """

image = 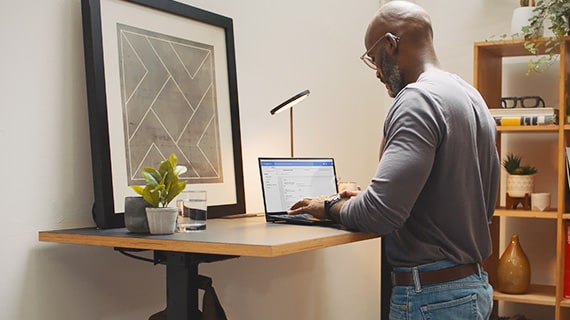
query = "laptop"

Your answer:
(258, 157), (338, 226)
